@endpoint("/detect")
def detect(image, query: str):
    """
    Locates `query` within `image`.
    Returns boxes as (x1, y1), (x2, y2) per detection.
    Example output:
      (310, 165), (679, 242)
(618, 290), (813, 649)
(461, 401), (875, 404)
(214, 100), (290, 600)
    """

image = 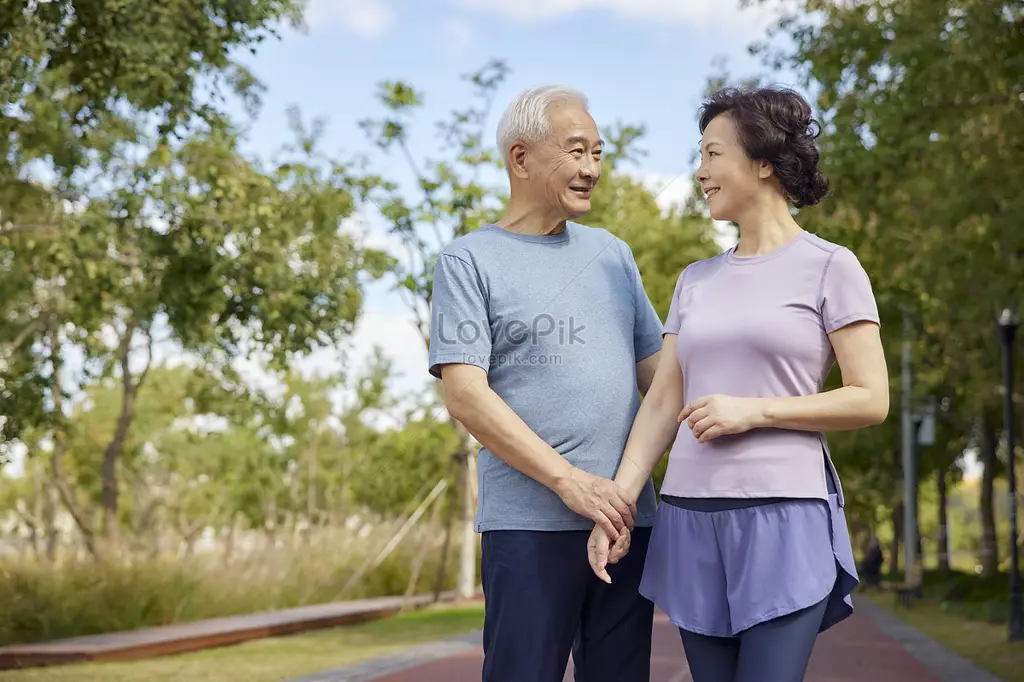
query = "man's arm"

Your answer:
(441, 363), (572, 491)
(440, 363), (637, 539)
(636, 349), (660, 397)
